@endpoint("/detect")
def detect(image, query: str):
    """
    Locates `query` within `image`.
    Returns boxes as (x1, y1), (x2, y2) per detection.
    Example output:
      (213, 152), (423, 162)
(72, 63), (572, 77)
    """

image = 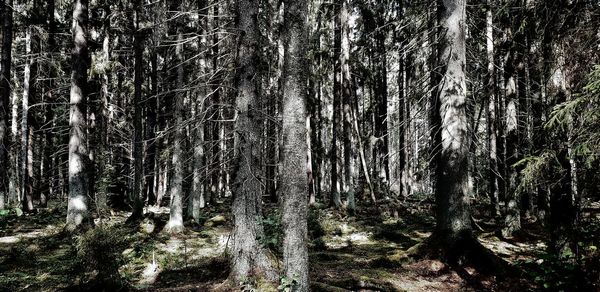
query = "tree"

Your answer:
(281, 0), (310, 289)
(66, 0), (92, 232)
(129, 0), (145, 221)
(430, 0), (474, 259)
(228, 0), (277, 283)
(0, 0), (13, 210)
(164, 0), (185, 234)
